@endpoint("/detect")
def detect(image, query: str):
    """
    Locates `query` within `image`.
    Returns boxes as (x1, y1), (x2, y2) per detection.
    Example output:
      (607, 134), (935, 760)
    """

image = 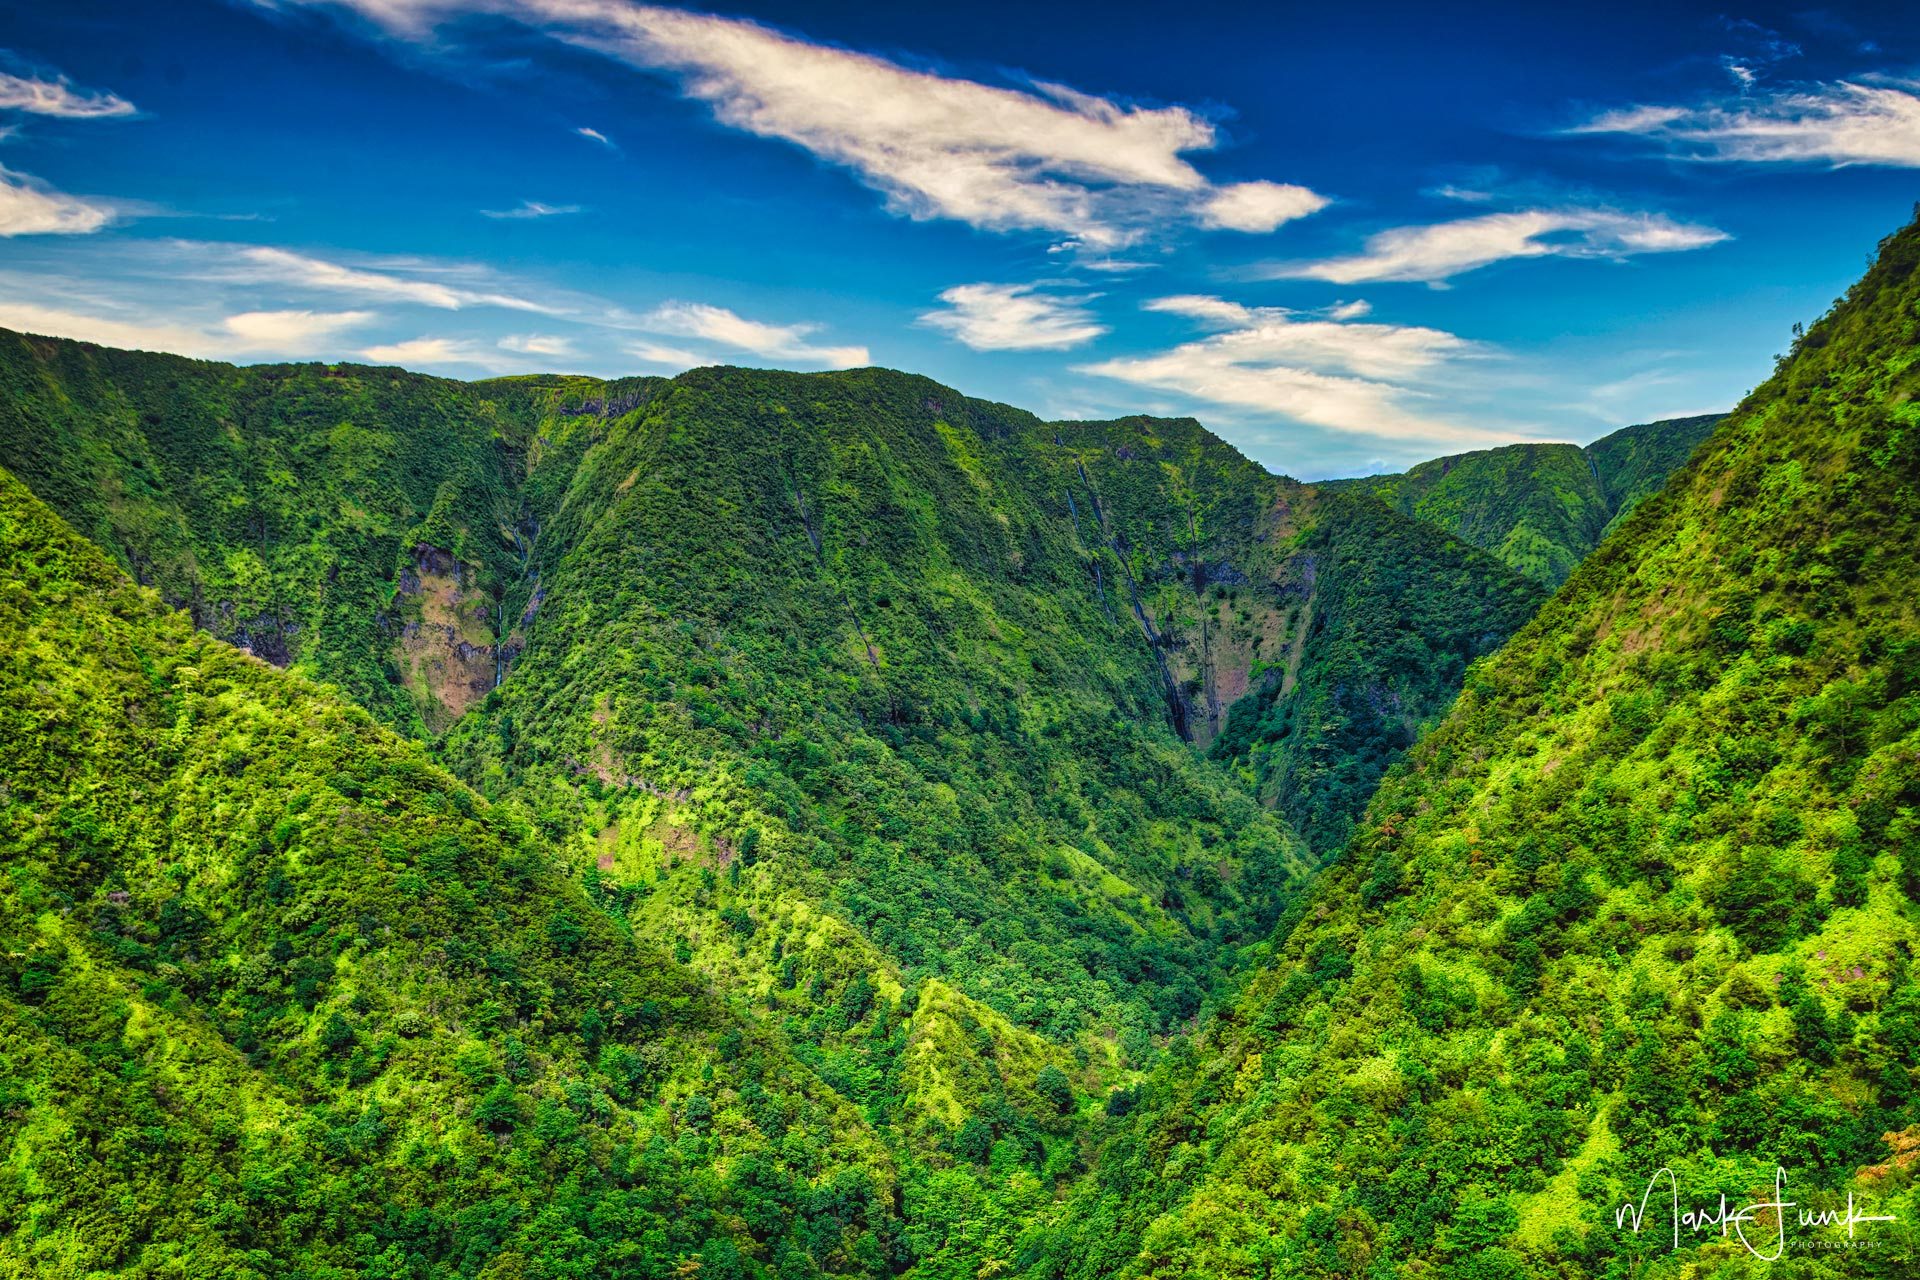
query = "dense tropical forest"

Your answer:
(0, 327), (1545, 1278)
(0, 335), (1545, 1047)
(1325, 414), (1723, 587)
(1, 210), (1916, 1280)
(1028, 217), (1920, 1277)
